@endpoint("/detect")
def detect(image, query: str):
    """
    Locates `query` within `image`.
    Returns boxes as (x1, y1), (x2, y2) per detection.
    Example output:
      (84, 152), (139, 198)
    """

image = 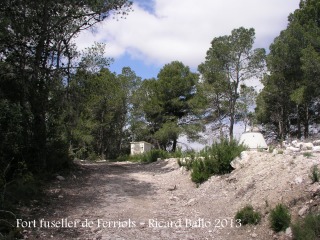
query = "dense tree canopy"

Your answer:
(130, 61), (203, 151)
(256, 0), (320, 139)
(0, 0), (132, 175)
(198, 27), (265, 139)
